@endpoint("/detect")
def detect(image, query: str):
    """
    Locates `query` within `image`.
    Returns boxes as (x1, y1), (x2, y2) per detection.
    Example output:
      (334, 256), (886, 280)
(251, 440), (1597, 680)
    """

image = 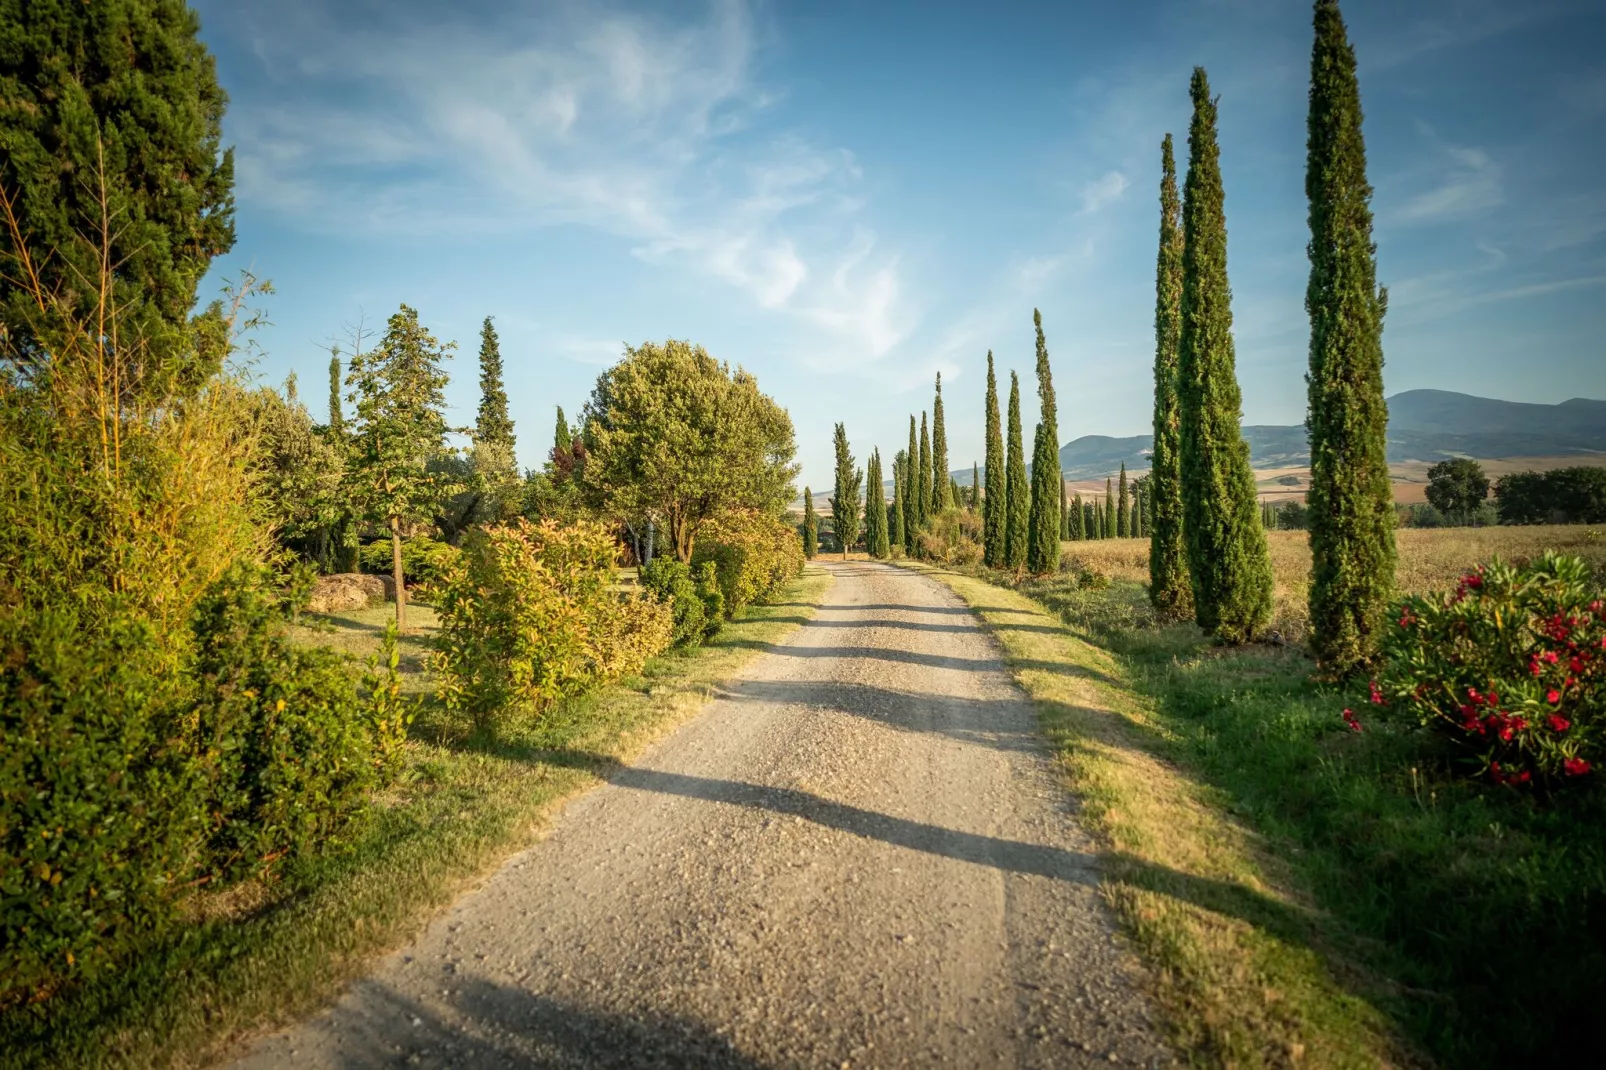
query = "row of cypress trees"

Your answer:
(1145, 0), (1392, 671)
